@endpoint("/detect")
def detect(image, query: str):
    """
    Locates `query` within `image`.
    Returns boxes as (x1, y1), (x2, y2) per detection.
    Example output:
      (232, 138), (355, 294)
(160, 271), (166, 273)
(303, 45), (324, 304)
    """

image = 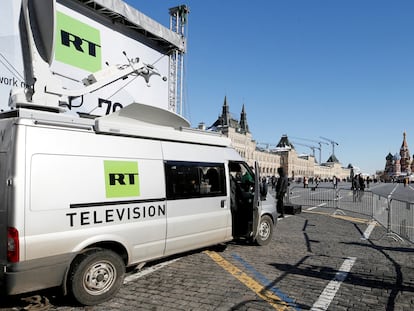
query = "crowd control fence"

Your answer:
(286, 185), (414, 244)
